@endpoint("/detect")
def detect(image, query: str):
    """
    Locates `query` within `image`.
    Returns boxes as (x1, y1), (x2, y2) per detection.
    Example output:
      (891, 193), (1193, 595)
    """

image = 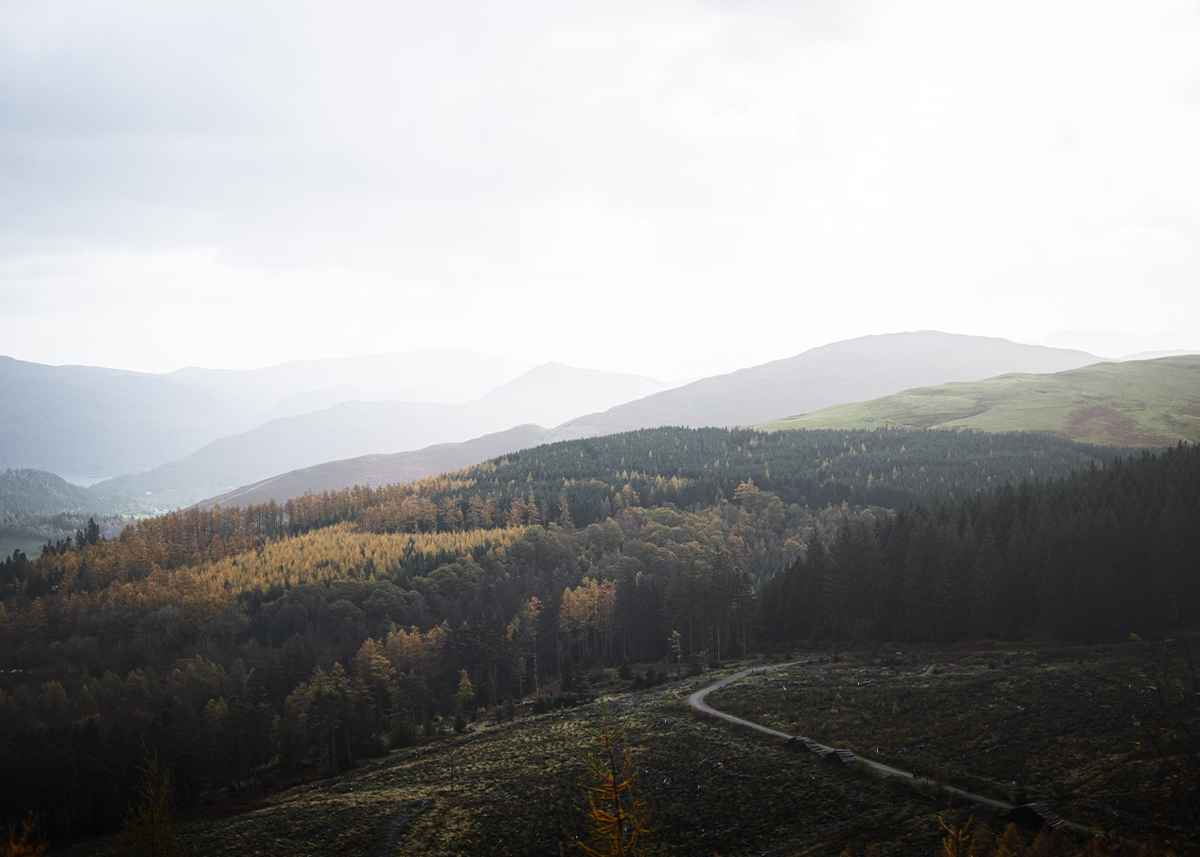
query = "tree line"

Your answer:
(762, 443), (1200, 643)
